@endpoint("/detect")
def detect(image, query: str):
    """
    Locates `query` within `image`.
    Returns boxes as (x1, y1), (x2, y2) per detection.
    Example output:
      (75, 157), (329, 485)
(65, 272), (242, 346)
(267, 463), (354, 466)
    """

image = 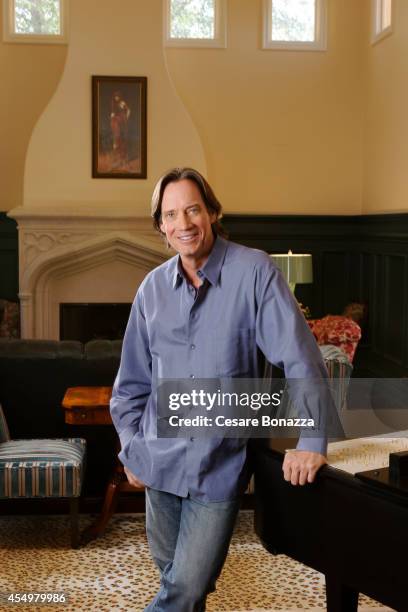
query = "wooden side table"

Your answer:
(62, 386), (144, 545)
